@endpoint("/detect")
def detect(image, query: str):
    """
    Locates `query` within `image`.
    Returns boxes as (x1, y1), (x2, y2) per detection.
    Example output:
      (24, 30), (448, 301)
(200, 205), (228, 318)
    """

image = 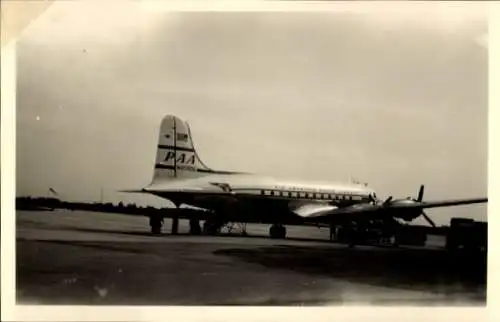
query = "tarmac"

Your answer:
(15, 210), (486, 306)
